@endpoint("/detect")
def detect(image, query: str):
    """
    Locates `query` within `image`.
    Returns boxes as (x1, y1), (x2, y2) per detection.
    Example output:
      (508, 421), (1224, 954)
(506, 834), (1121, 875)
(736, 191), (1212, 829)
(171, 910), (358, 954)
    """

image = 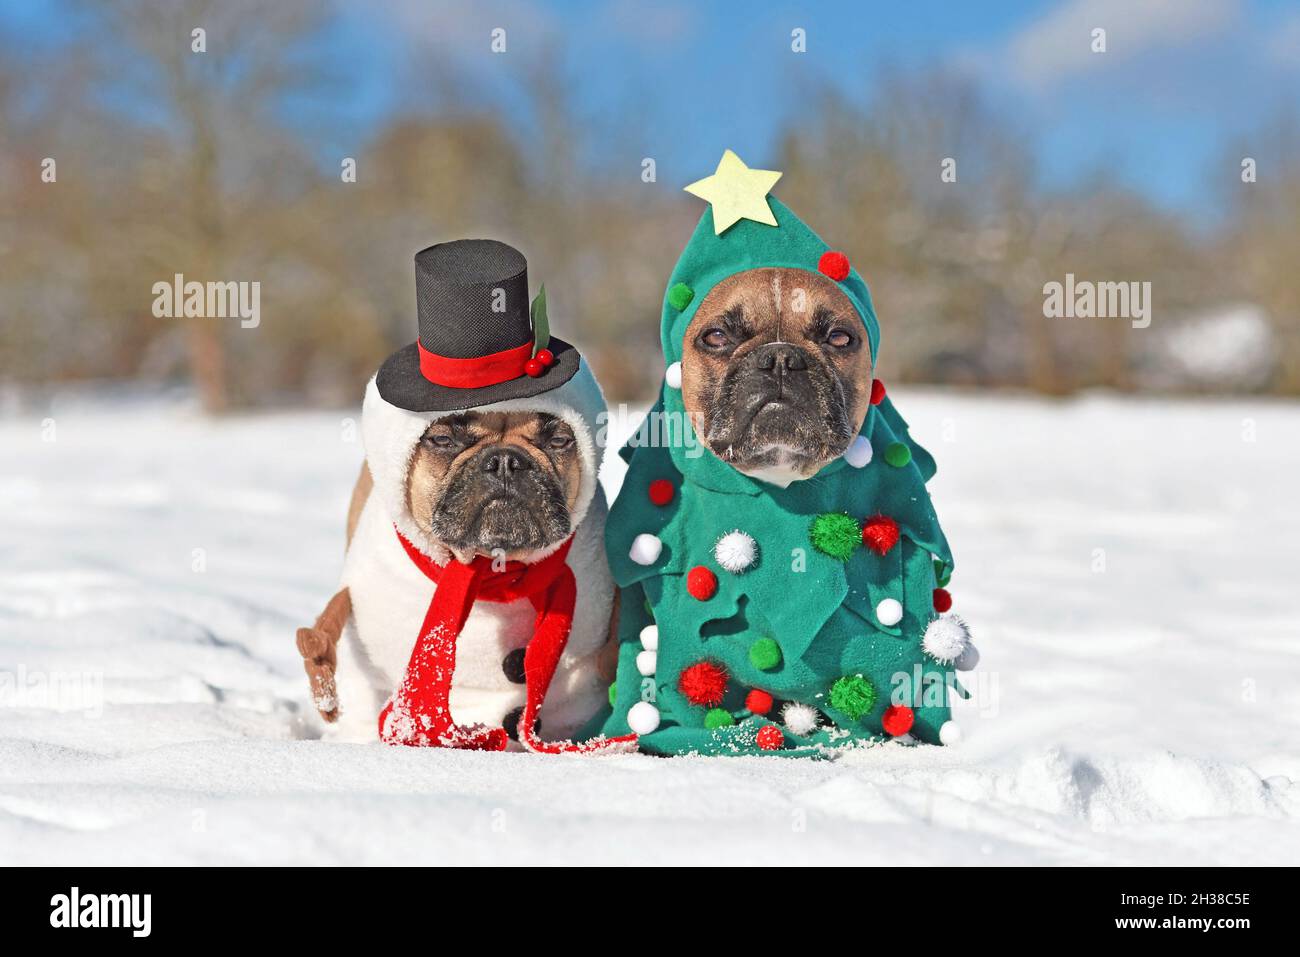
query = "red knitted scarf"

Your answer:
(378, 529), (636, 754)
